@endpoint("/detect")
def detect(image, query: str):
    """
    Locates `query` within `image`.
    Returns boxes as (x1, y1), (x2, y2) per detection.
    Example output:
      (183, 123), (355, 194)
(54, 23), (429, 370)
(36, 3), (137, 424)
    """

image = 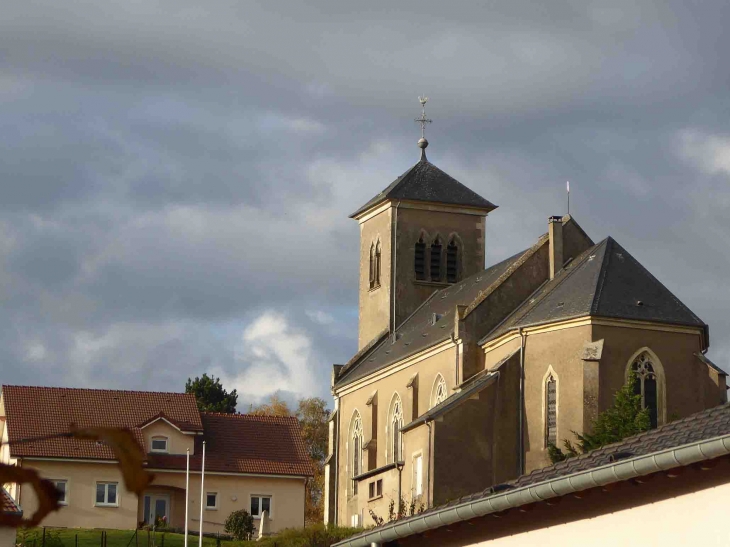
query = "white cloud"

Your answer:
(306, 309), (334, 325)
(679, 130), (730, 176)
(218, 310), (320, 404)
